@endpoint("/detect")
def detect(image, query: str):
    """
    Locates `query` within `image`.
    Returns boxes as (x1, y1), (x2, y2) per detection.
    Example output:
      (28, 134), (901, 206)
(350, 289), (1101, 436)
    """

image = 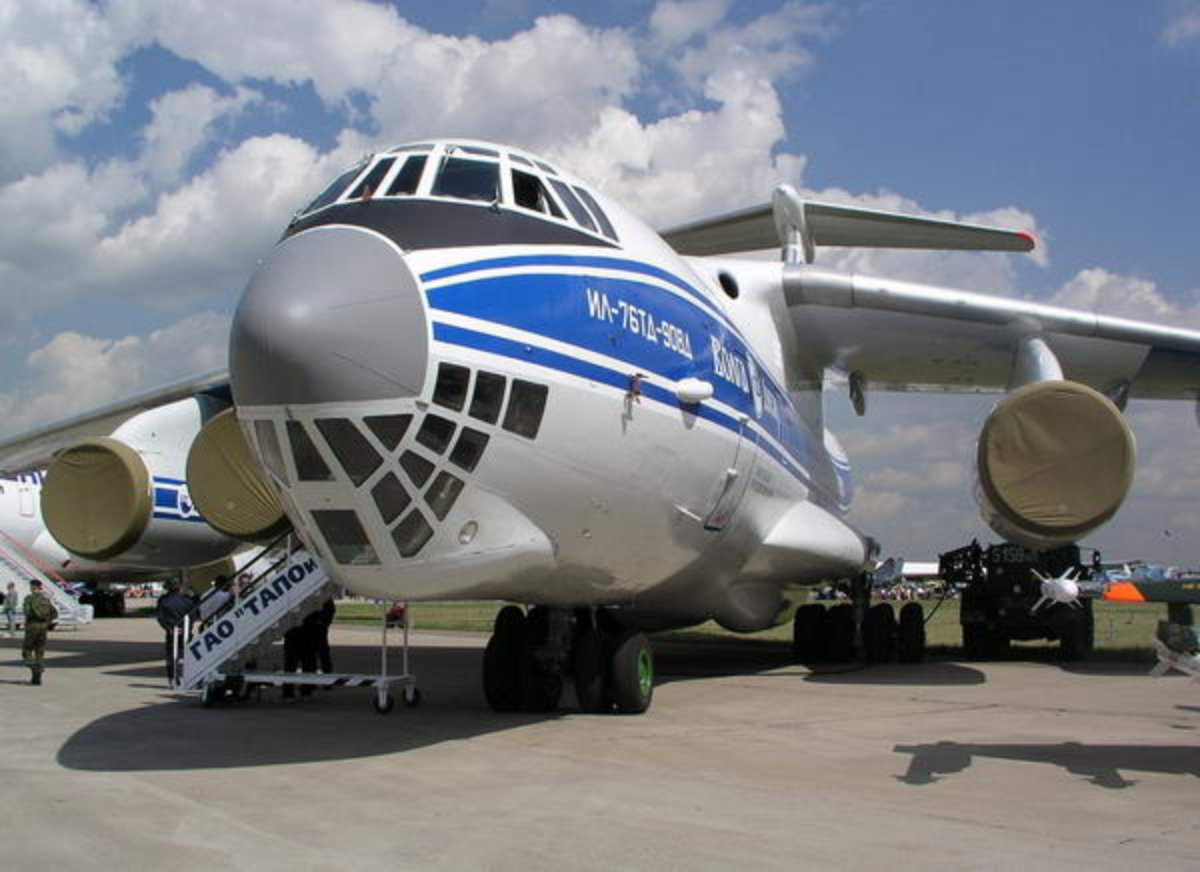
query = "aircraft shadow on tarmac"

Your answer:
(57, 642), (560, 774)
(652, 638), (987, 687)
(893, 740), (1200, 789)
